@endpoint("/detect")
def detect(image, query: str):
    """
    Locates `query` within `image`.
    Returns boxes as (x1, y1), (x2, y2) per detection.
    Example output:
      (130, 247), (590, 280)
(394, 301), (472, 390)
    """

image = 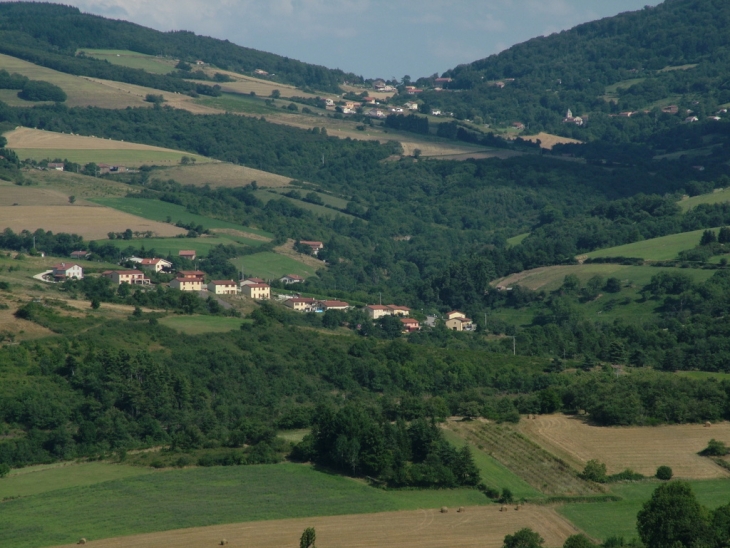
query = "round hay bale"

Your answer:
(515, 505), (520, 511)
(500, 505), (506, 512)
(457, 506), (465, 513)
(705, 421), (712, 427)
(78, 540), (87, 545)
(220, 540), (228, 546)
(440, 506), (448, 513)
